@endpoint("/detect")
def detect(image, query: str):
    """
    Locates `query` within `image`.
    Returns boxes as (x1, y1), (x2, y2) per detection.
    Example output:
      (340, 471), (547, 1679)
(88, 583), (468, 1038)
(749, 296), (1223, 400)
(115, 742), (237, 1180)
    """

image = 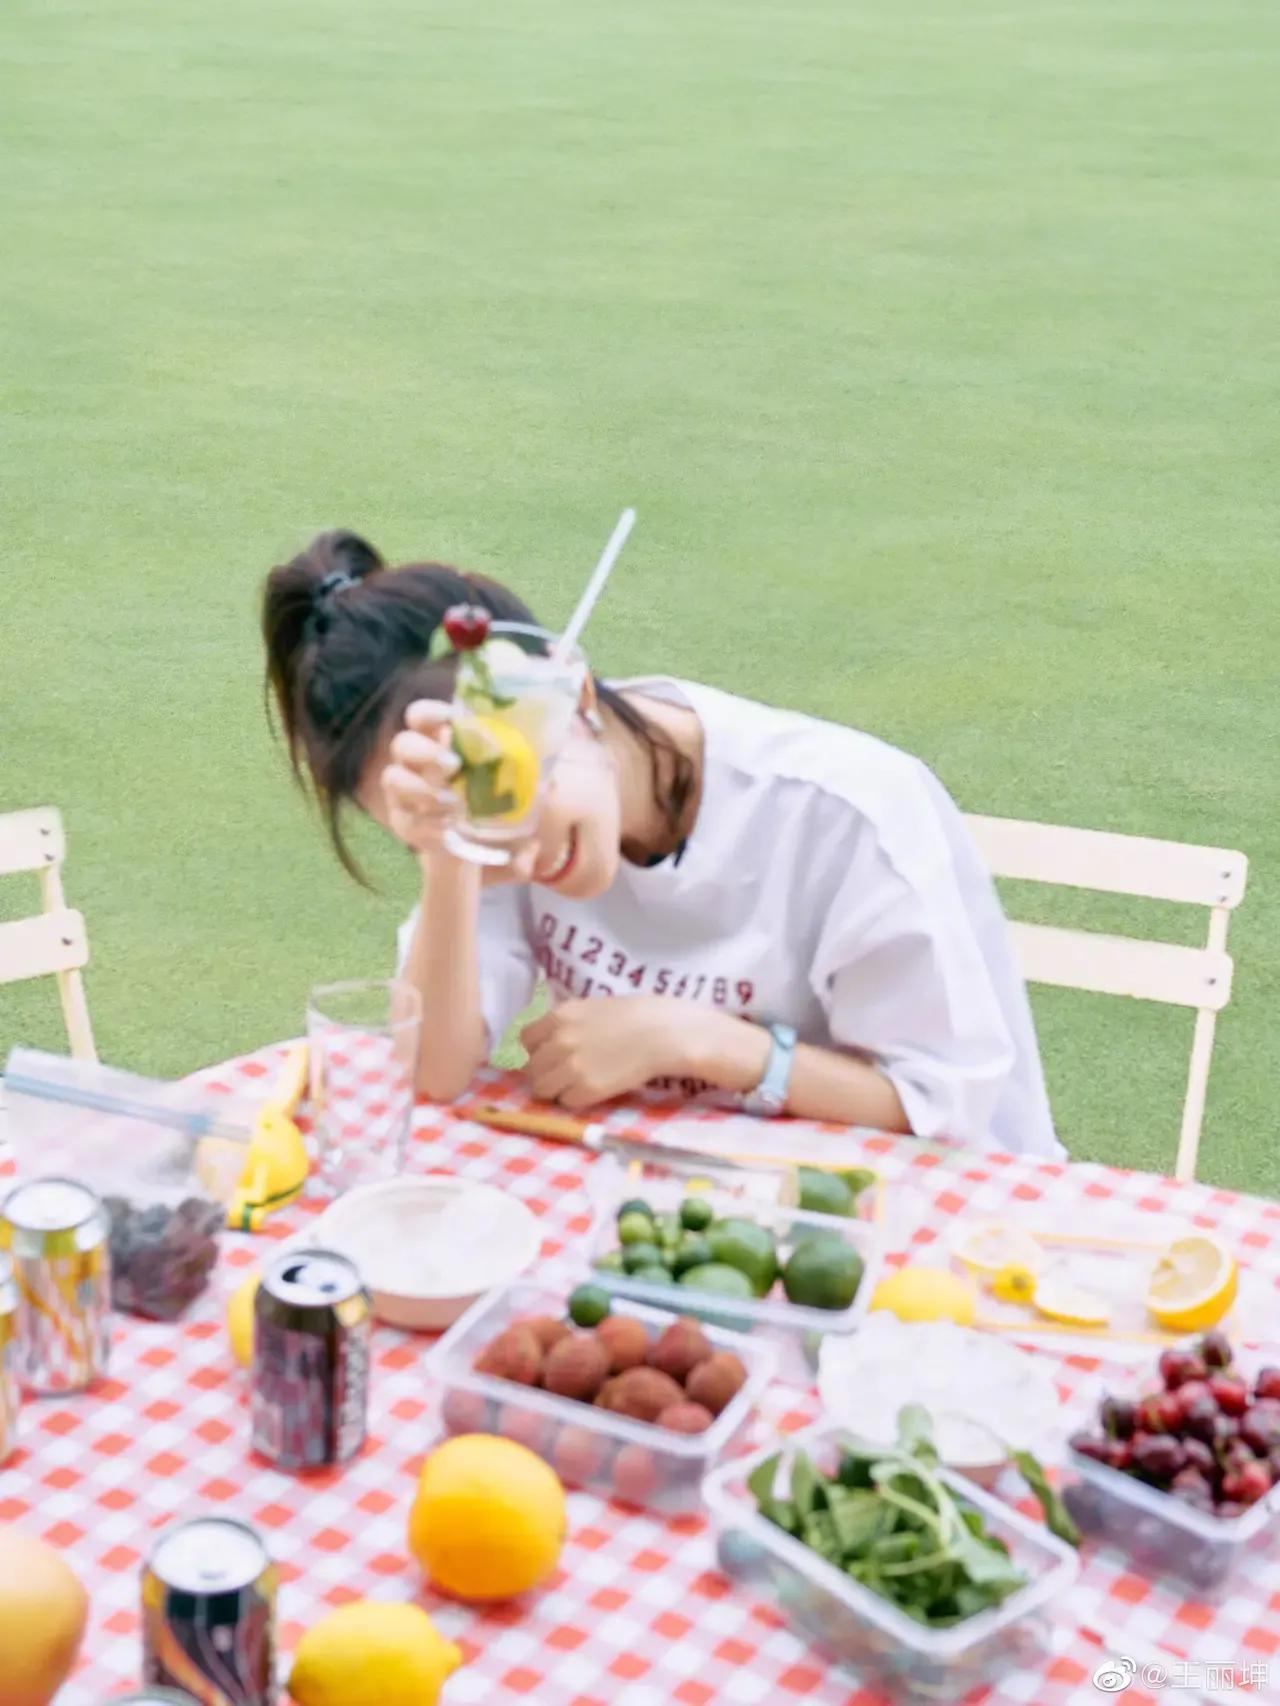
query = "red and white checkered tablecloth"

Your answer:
(5, 1041), (1280, 1706)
